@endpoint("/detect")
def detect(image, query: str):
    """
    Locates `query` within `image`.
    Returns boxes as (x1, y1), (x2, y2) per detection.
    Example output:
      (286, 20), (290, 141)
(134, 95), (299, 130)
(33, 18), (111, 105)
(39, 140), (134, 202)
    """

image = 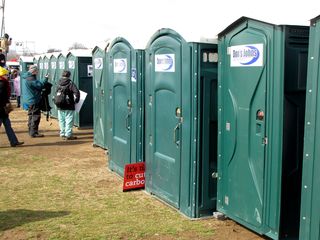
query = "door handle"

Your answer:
(125, 112), (131, 131)
(125, 100), (132, 131)
(173, 123), (181, 146)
